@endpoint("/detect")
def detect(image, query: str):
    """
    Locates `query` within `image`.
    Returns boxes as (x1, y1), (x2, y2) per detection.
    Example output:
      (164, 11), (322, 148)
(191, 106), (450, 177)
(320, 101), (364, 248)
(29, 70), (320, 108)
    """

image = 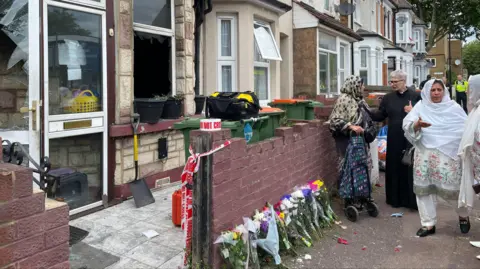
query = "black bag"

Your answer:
(206, 91), (260, 121)
(401, 147), (414, 166)
(359, 104), (377, 144)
